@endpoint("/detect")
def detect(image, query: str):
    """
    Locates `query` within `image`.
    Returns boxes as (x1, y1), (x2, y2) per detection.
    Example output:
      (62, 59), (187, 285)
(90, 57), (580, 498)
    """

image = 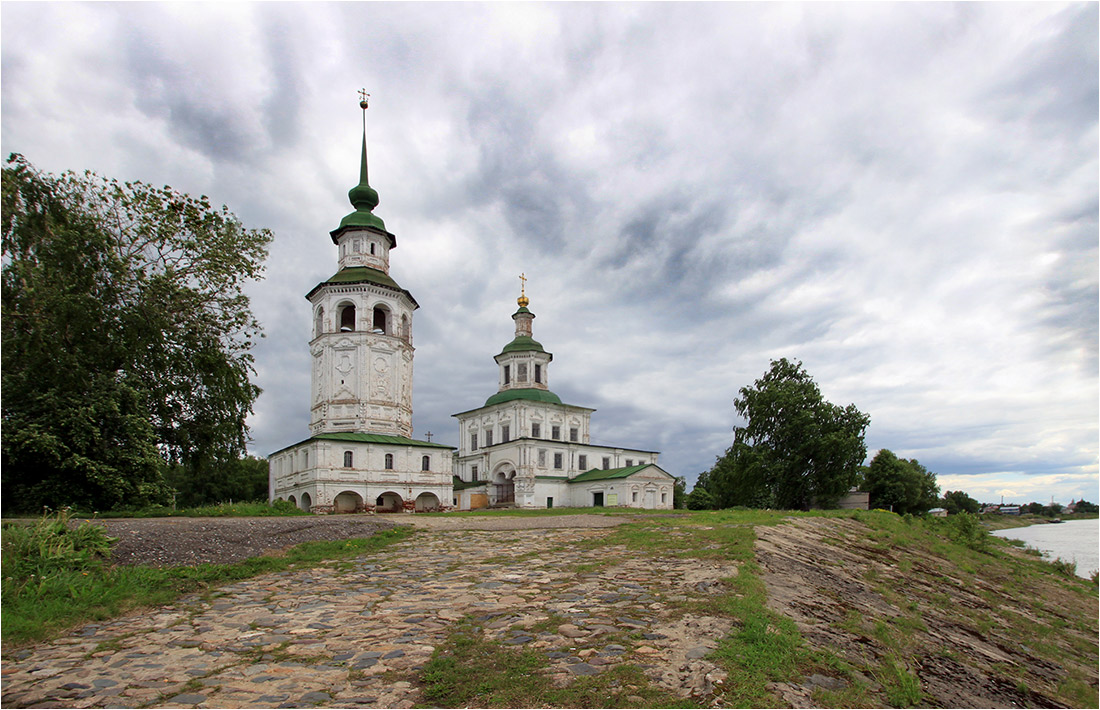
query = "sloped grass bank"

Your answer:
(1, 510), (411, 646)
